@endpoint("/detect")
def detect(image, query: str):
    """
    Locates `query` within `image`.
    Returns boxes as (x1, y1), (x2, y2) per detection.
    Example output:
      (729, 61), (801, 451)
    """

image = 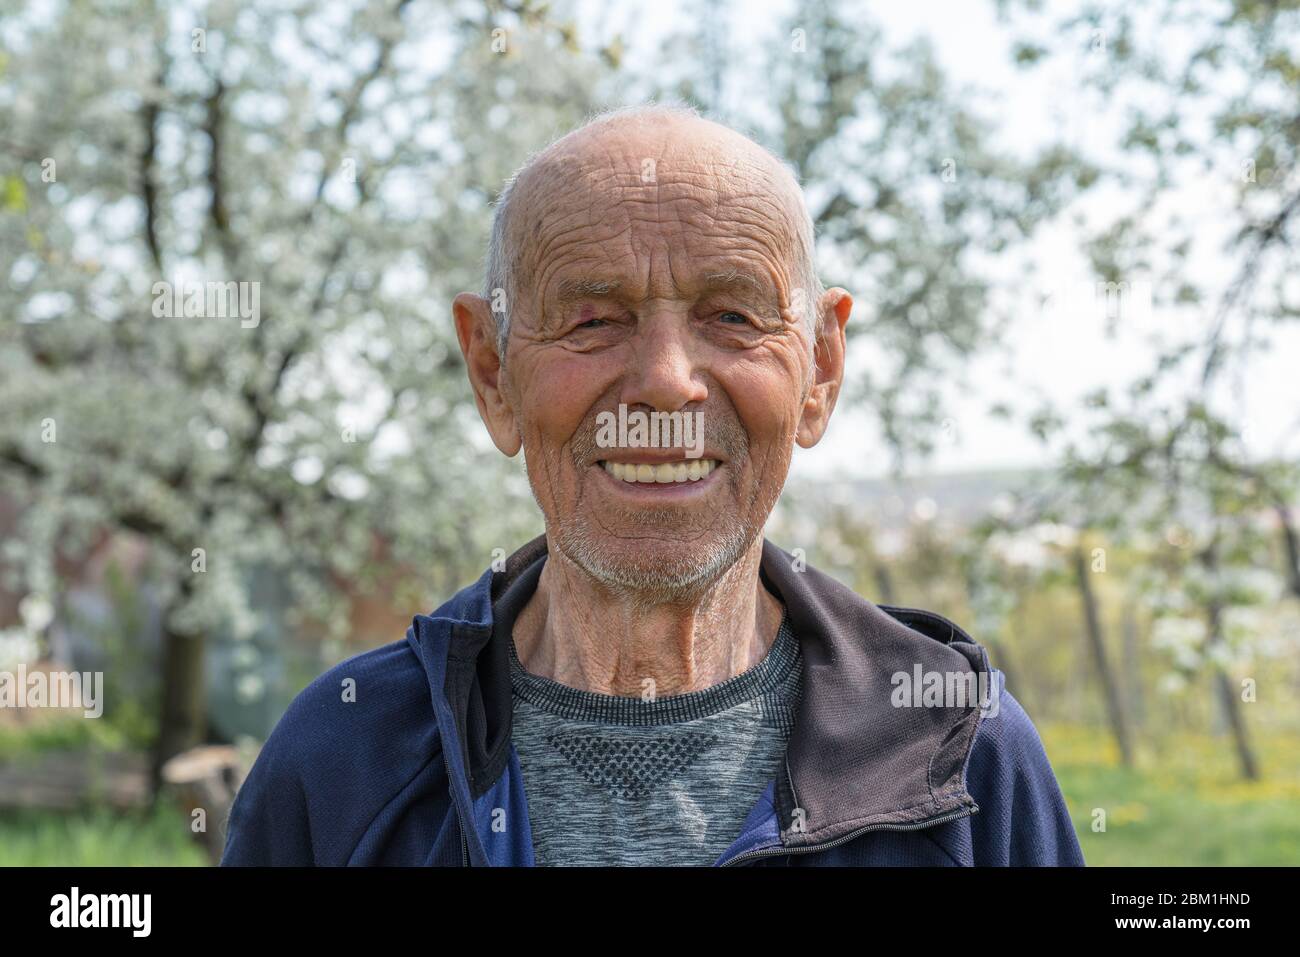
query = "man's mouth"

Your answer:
(598, 459), (720, 485)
